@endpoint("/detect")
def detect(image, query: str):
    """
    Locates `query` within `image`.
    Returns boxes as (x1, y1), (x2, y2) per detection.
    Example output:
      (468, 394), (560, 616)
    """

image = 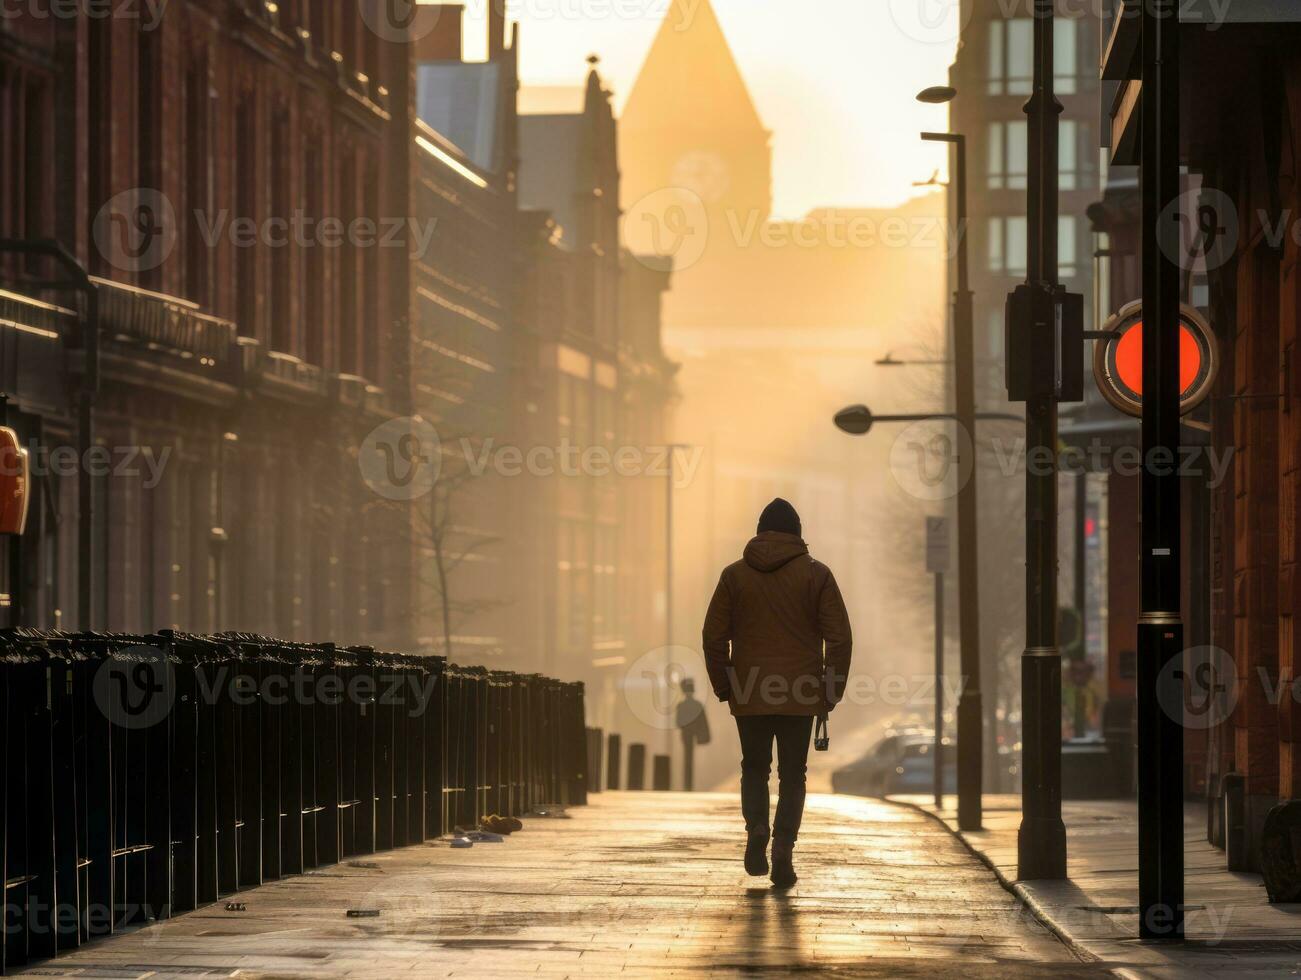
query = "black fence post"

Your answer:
(606, 734), (621, 791)
(627, 744), (646, 791)
(586, 728), (603, 794)
(653, 755), (671, 792)
(0, 628), (586, 974)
